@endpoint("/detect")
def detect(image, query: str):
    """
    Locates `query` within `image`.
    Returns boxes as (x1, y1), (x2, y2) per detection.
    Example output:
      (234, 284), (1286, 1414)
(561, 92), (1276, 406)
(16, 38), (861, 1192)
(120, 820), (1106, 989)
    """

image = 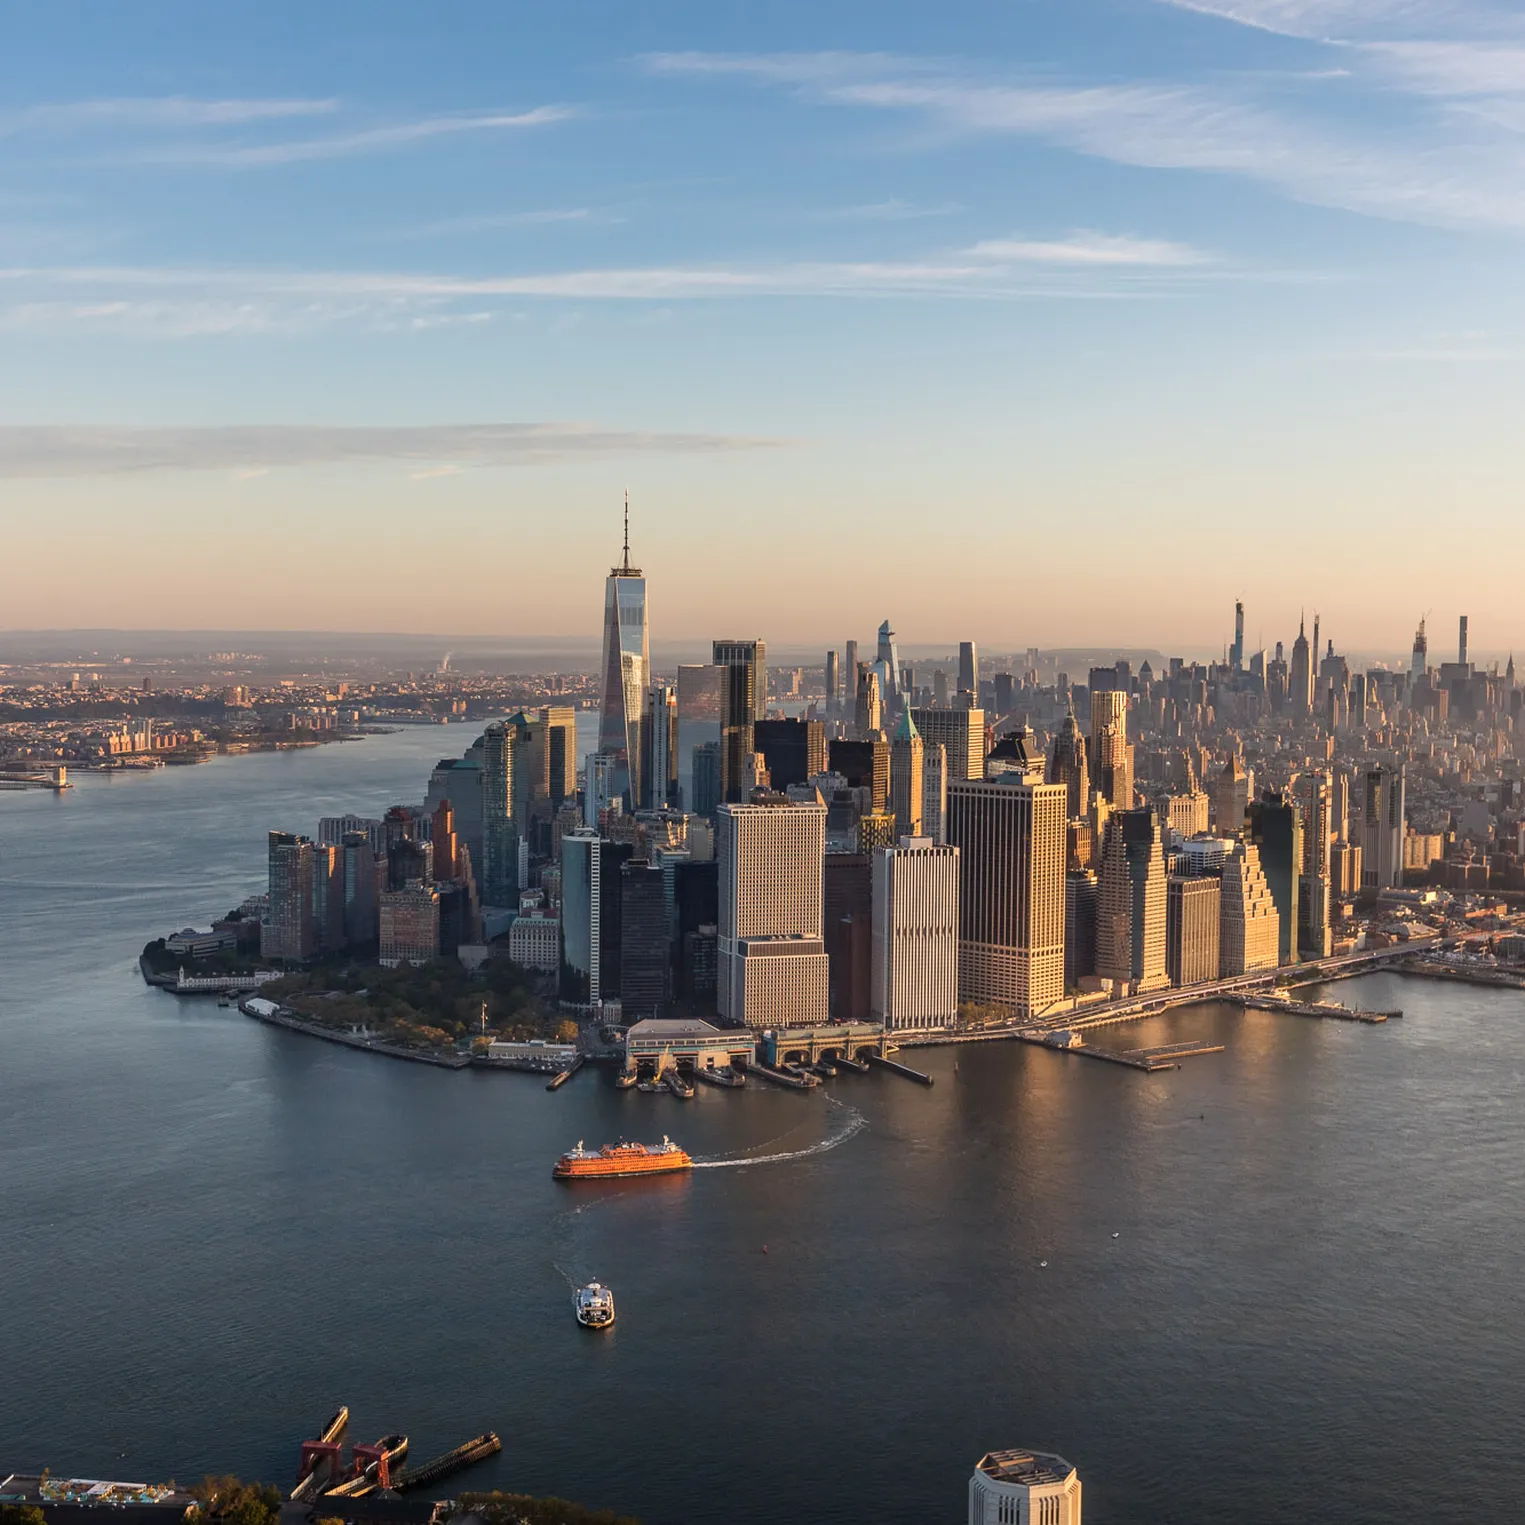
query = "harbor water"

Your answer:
(4, 723), (1525, 1523)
